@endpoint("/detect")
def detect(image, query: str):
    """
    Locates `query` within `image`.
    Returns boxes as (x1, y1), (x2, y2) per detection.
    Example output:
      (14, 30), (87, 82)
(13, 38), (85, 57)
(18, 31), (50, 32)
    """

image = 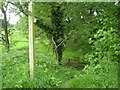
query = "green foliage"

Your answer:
(2, 39), (82, 88)
(61, 72), (118, 88)
(2, 50), (29, 88)
(61, 27), (119, 88)
(15, 15), (28, 38)
(83, 27), (119, 88)
(60, 74), (93, 88)
(2, 2), (120, 88)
